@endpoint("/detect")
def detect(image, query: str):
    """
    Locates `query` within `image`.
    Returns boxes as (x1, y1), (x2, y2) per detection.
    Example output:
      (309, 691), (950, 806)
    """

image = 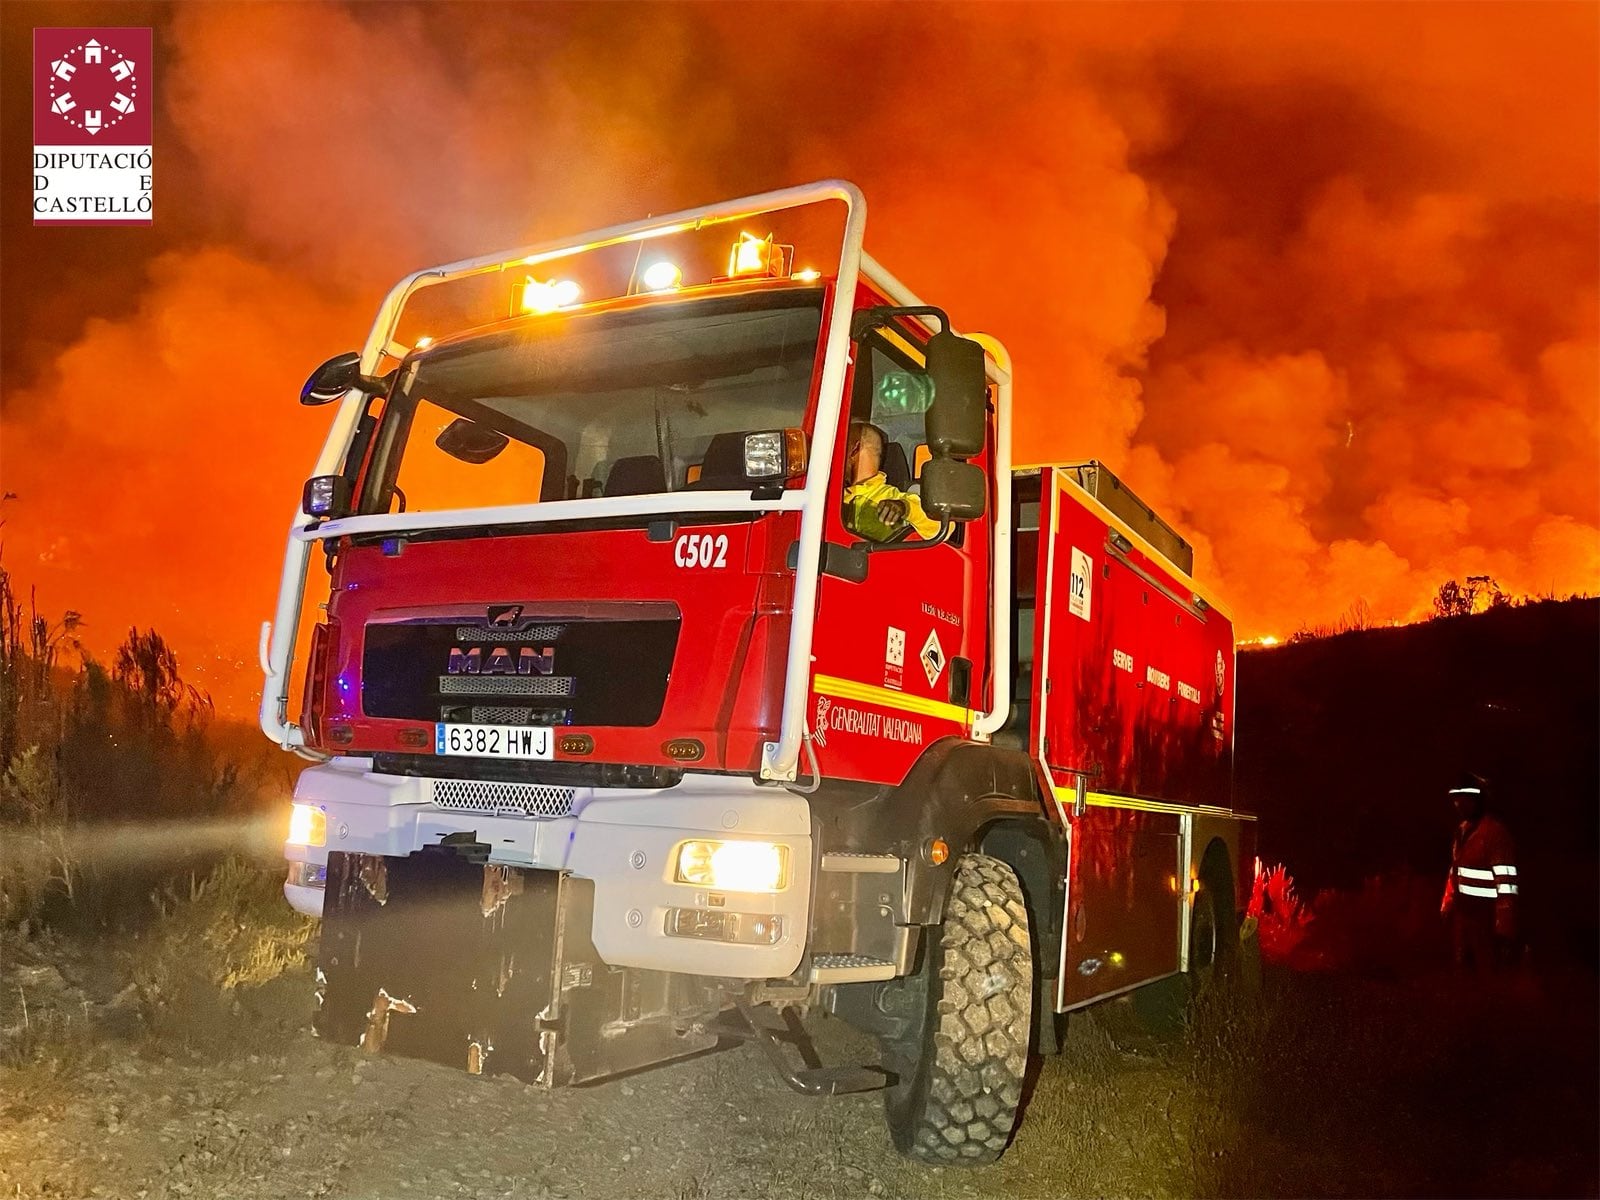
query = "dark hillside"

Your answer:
(1237, 597), (1599, 963)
